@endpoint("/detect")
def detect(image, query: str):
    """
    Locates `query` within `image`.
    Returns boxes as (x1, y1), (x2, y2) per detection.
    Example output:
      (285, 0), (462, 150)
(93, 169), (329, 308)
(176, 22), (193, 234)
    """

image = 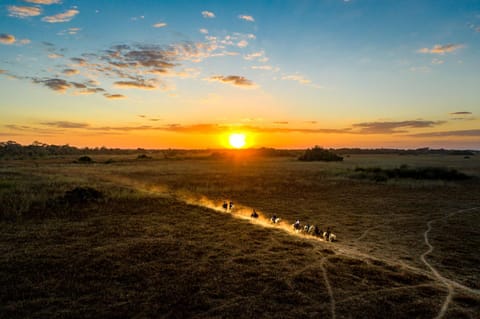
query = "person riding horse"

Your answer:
(251, 209), (258, 218)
